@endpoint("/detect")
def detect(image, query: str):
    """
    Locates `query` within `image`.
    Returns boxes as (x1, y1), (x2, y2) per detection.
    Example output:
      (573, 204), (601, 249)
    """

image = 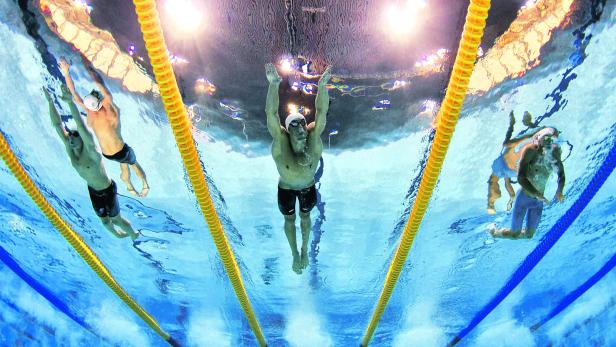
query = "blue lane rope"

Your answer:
(0, 245), (95, 335)
(449, 139), (616, 346)
(531, 251), (616, 331)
